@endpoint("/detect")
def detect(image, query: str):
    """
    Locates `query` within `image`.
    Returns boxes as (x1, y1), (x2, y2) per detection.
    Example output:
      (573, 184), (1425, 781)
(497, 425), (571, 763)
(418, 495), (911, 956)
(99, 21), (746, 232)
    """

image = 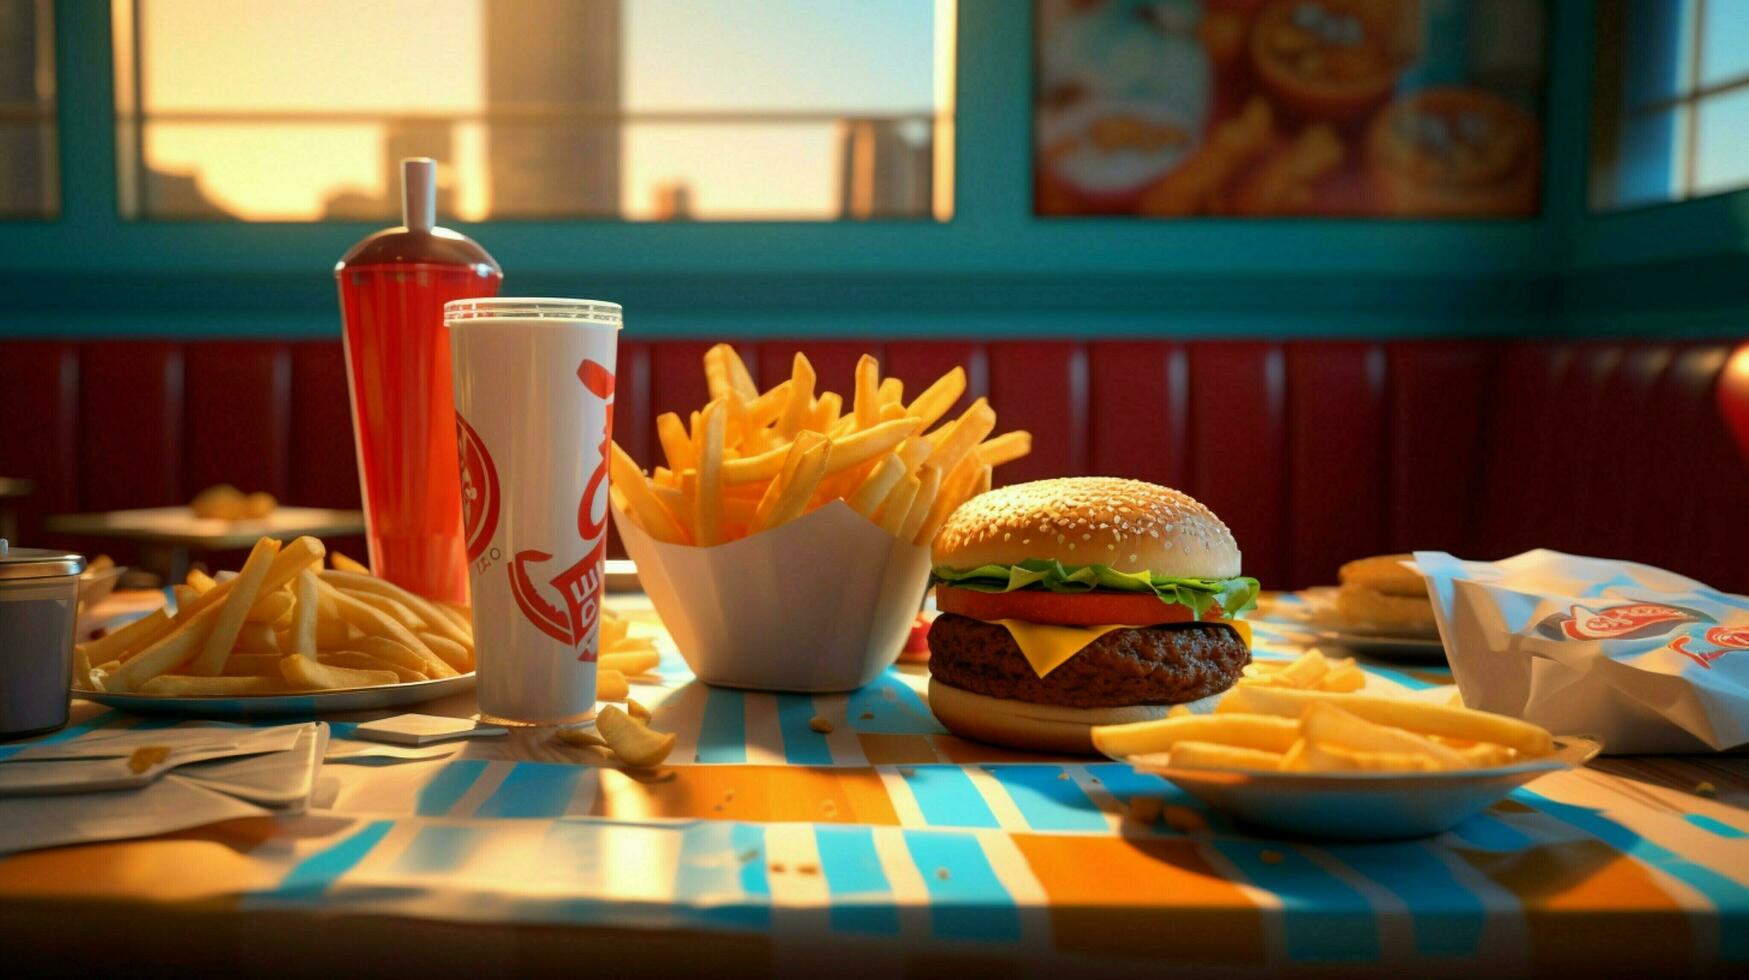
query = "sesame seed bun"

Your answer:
(931, 477), (1241, 579)
(1337, 554), (1426, 597)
